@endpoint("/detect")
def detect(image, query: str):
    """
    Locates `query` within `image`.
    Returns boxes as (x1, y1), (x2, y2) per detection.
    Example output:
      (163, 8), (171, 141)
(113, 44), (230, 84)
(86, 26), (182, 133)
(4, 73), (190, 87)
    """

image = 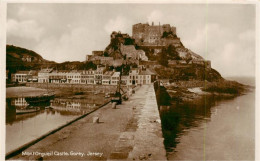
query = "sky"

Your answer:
(6, 3), (256, 77)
